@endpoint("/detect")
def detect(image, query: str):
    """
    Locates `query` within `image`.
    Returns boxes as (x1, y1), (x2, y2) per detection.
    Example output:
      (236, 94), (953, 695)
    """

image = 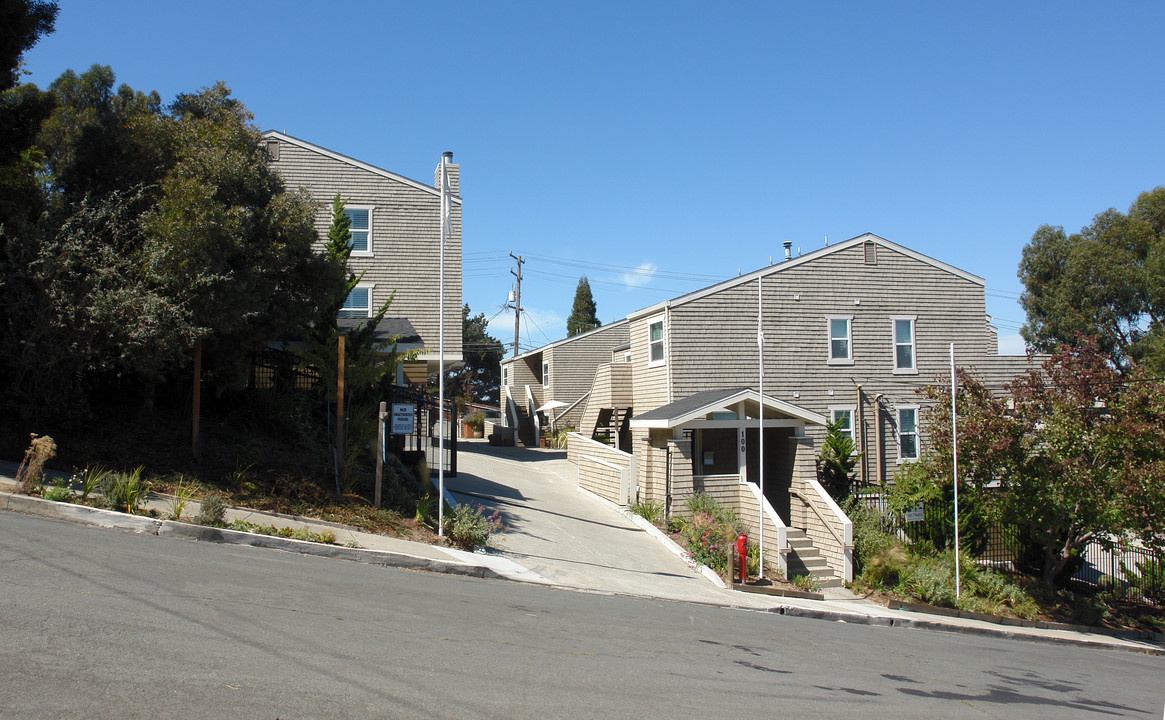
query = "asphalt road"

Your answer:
(1, 511), (1161, 719)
